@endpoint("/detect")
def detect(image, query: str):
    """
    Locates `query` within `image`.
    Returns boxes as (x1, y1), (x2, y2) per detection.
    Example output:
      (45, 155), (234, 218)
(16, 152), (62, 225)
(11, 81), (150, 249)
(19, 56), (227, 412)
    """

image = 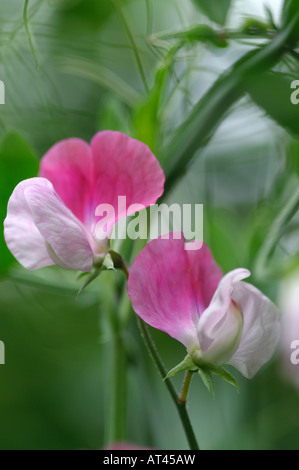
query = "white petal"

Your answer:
(194, 300), (243, 366)
(4, 178), (54, 270)
(228, 281), (280, 378)
(24, 180), (94, 272)
(197, 269), (250, 352)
